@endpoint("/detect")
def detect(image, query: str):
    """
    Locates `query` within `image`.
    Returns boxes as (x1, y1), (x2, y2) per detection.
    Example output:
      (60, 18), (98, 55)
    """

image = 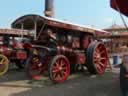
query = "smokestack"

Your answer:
(44, 0), (54, 17)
